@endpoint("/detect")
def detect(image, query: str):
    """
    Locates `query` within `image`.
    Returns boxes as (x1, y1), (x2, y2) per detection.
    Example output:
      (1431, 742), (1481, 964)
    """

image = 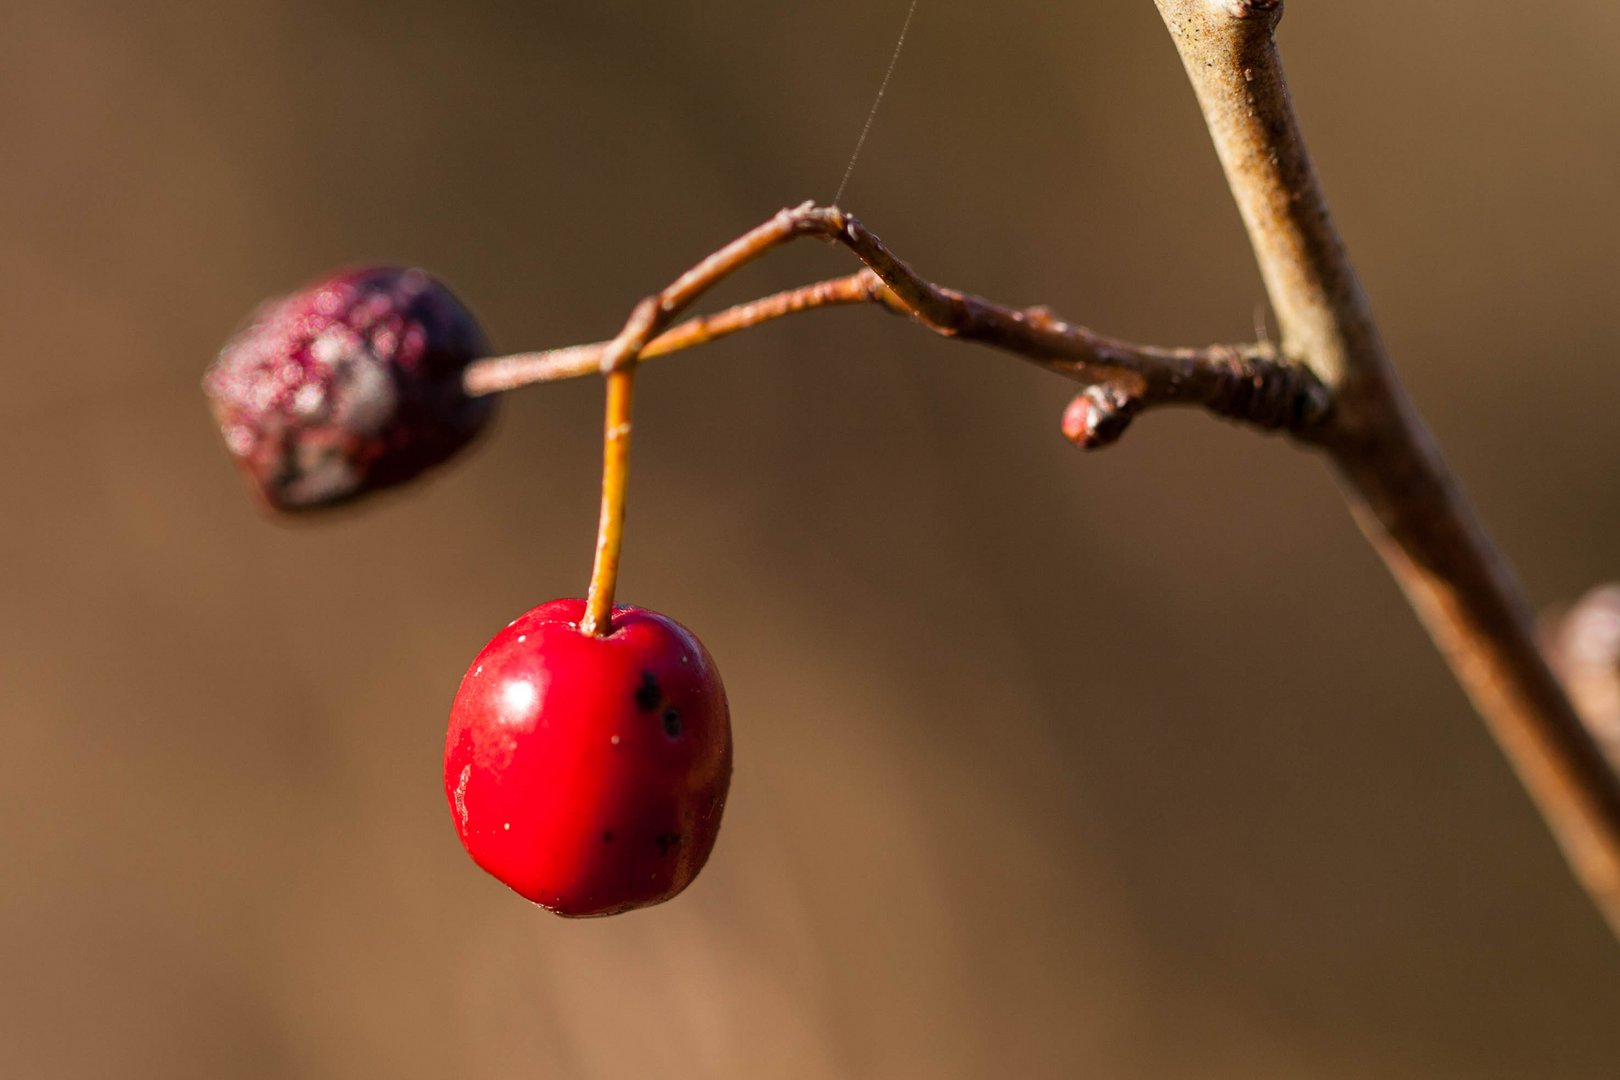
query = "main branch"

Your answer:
(1154, 0), (1620, 935)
